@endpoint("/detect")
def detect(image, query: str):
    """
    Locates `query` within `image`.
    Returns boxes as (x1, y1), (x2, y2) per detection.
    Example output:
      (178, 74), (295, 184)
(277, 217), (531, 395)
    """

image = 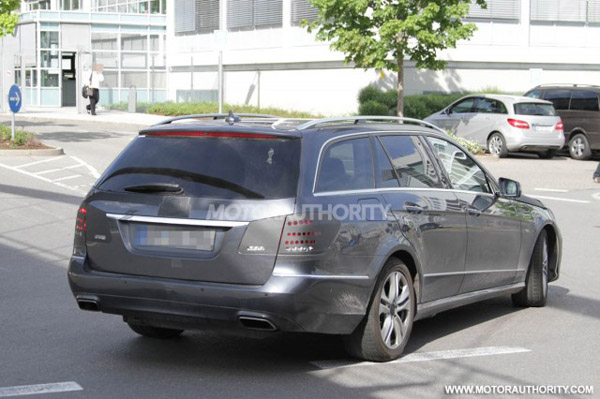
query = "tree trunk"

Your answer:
(396, 53), (404, 117)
